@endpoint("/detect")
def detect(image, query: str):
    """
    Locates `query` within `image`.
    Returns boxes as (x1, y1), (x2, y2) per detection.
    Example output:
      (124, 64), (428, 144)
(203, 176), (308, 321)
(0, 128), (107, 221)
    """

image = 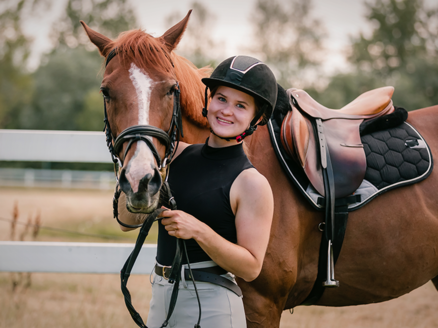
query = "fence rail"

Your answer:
(0, 129), (149, 275)
(0, 129), (112, 163)
(0, 168), (115, 190)
(0, 241), (156, 274)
